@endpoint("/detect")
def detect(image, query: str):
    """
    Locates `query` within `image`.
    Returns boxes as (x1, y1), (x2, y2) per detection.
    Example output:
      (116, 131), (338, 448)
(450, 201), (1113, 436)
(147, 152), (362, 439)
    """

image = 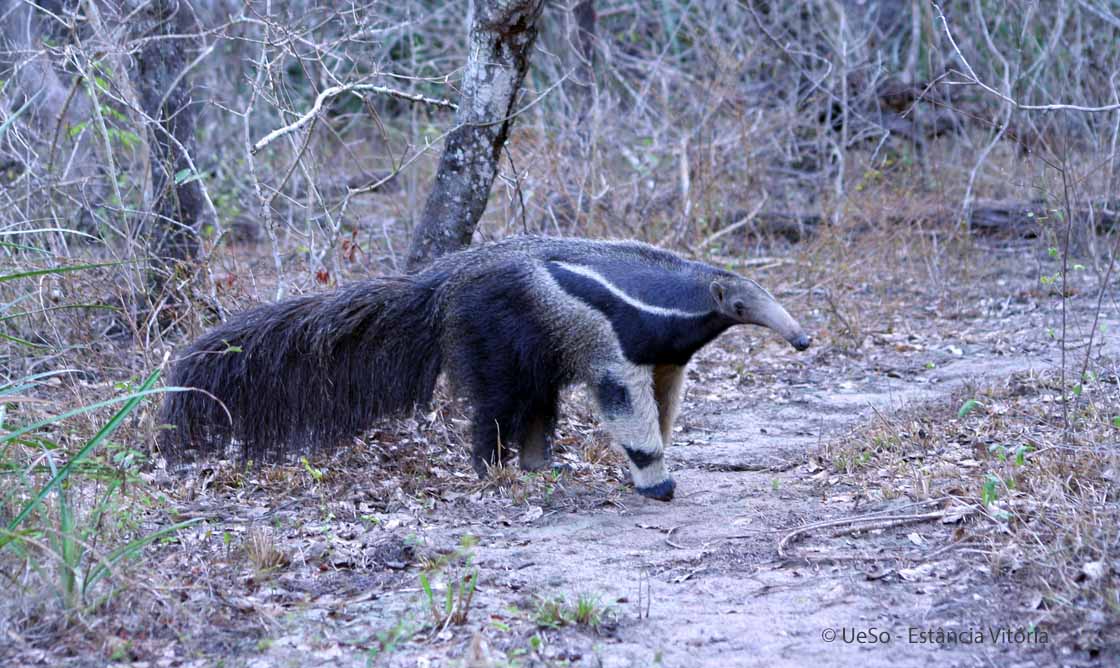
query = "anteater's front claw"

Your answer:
(636, 478), (676, 502)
